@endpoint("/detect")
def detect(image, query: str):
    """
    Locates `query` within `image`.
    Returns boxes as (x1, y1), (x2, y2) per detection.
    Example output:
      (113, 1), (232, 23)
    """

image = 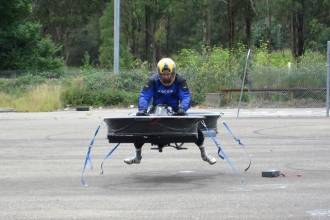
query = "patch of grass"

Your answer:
(0, 92), (14, 108)
(0, 84), (62, 112)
